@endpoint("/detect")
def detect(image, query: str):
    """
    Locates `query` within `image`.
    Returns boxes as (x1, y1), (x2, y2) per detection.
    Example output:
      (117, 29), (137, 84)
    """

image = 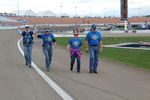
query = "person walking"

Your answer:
(37, 29), (56, 71)
(85, 24), (103, 73)
(67, 30), (83, 73)
(18, 25), (36, 68)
